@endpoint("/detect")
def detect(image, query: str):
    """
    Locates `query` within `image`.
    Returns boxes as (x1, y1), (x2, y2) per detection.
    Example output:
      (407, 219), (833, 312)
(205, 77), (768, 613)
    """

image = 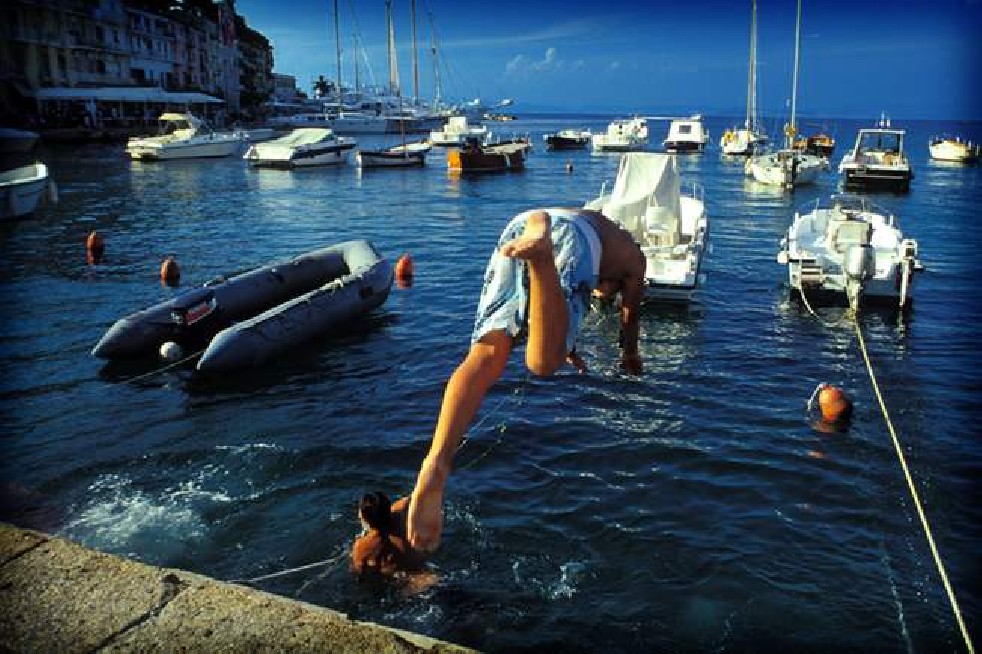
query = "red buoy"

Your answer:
(395, 253), (414, 289)
(160, 256), (181, 286)
(818, 384), (853, 424)
(86, 231), (104, 264)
